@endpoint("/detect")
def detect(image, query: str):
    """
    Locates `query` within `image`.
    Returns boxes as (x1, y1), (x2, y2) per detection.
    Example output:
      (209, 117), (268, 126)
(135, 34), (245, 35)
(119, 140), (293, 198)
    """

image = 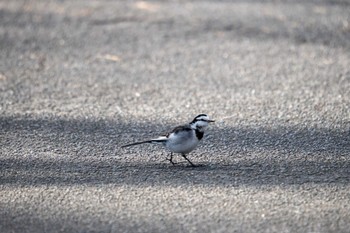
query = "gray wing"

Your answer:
(165, 124), (195, 146)
(165, 124), (192, 137)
